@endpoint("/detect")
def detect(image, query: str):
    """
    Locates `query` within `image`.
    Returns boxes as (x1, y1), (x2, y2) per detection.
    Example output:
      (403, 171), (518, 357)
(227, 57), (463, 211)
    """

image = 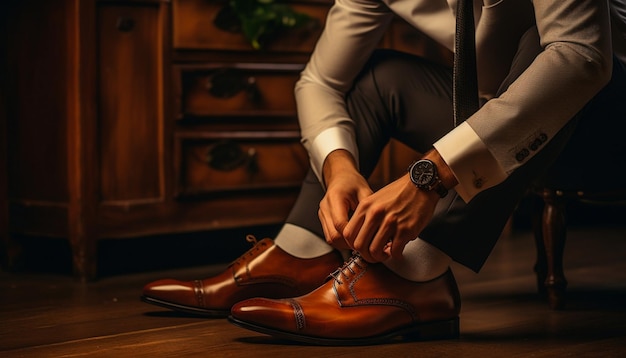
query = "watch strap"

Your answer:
(431, 179), (449, 198)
